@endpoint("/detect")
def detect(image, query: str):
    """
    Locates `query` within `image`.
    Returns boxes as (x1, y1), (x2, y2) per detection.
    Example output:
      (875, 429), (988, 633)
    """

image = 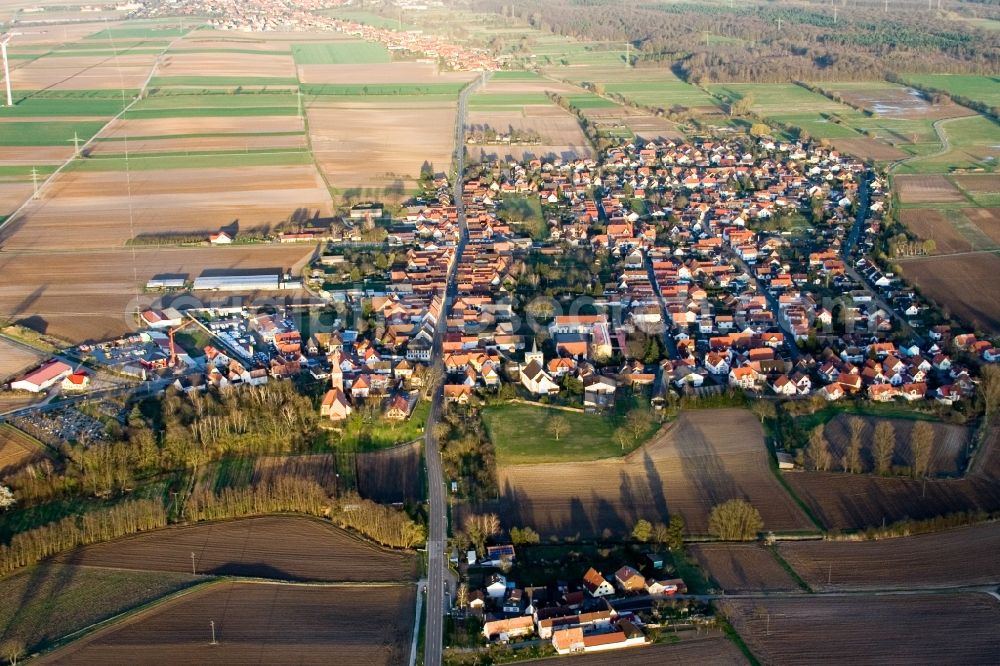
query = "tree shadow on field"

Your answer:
(643, 450), (670, 522)
(204, 561), (298, 582)
(675, 416), (741, 525)
(1, 544), (85, 647)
